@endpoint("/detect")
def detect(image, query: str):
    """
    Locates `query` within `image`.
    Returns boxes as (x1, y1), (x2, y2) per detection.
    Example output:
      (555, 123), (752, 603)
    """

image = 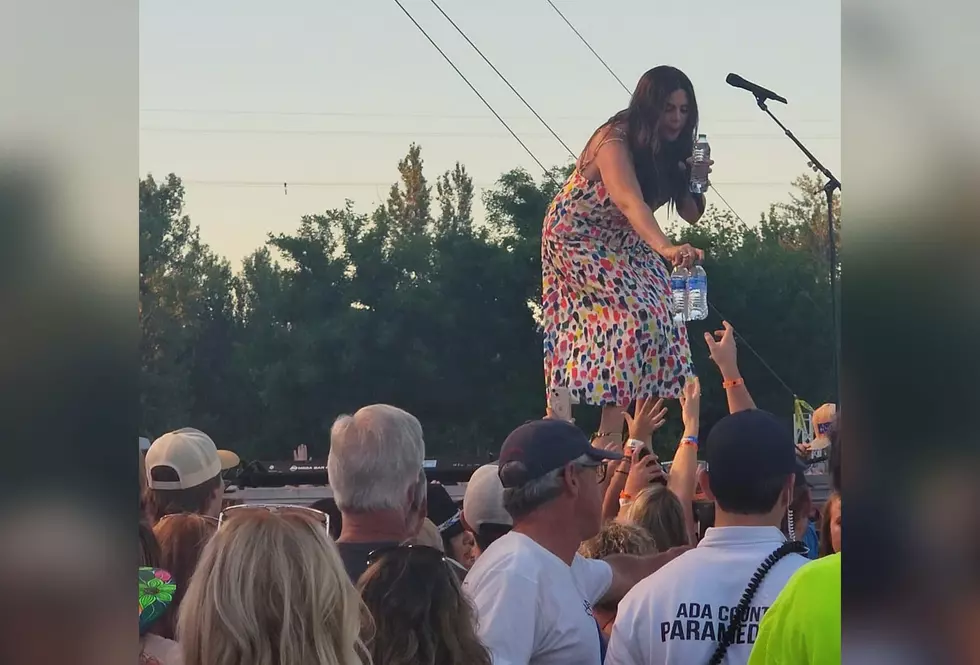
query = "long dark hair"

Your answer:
(606, 65), (699, 209)
(357, 546), (491, 665)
